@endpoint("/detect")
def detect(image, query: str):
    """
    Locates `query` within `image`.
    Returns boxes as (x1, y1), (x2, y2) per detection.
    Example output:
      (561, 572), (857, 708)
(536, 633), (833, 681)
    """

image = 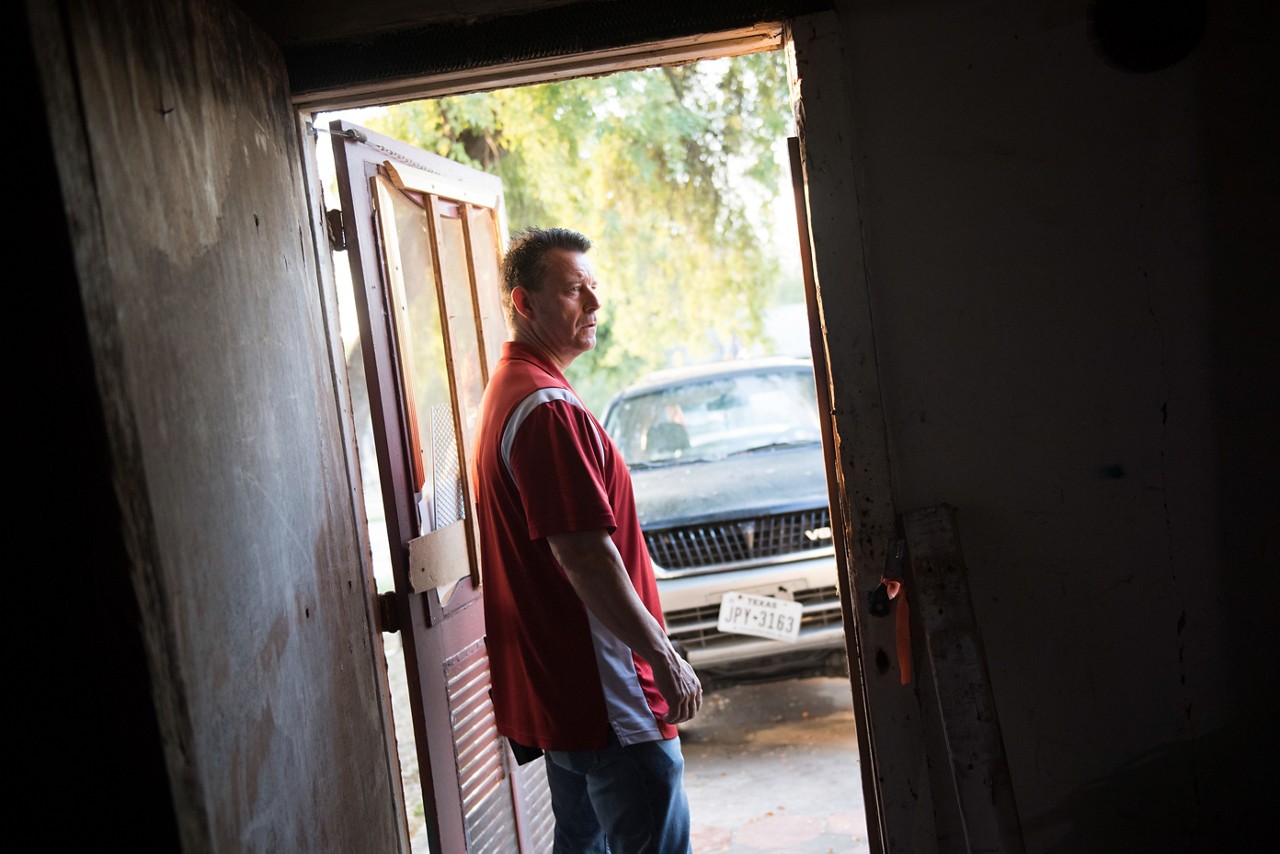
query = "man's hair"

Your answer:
(500, 227), (592, 324)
